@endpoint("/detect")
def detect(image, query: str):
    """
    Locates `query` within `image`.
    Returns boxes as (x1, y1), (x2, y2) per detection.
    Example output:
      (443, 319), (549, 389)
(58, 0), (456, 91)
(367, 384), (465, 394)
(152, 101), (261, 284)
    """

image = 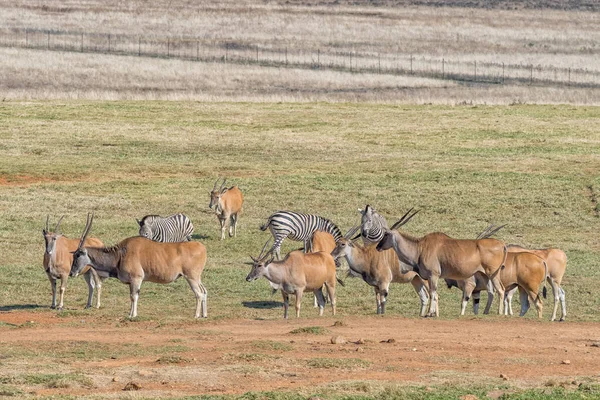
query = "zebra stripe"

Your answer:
(260, 211), (342, 257)
(359, 205), (389, 245)
(138, 213), (194, 243)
